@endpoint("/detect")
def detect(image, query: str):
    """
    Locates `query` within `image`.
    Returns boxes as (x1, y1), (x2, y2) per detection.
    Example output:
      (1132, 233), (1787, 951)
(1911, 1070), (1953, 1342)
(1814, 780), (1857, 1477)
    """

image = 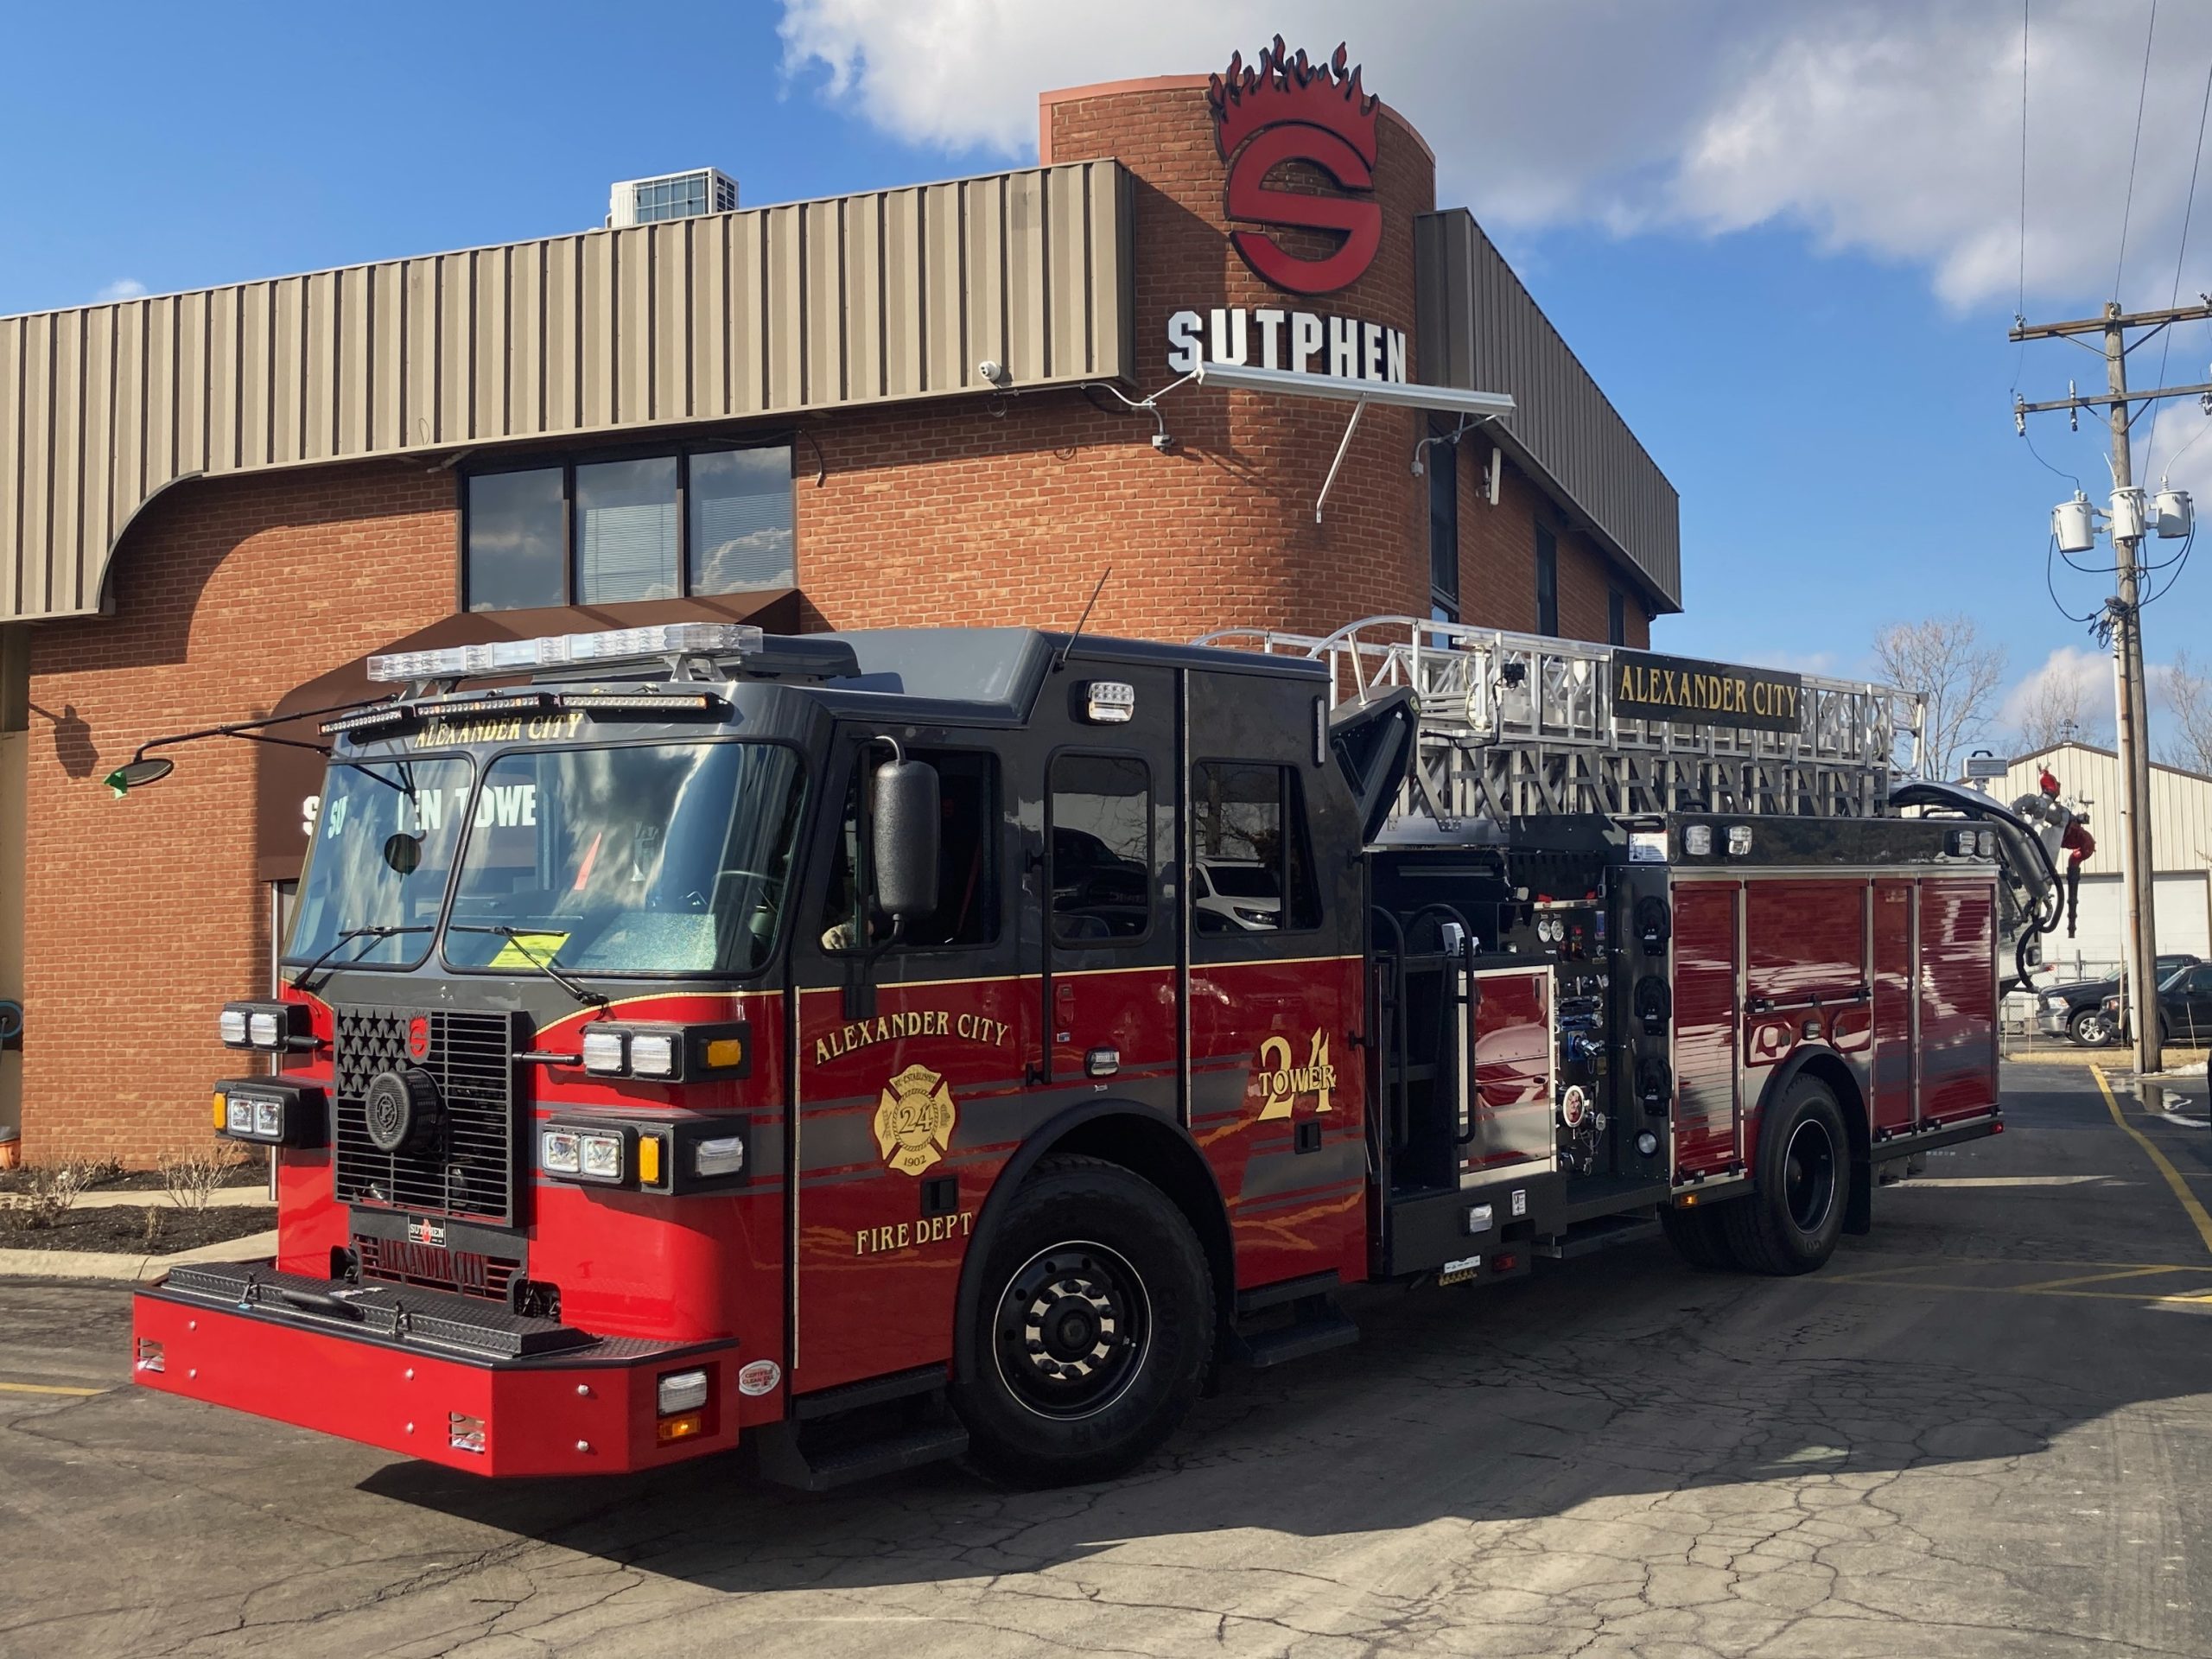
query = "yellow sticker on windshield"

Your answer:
(487, 931), (571, 969)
